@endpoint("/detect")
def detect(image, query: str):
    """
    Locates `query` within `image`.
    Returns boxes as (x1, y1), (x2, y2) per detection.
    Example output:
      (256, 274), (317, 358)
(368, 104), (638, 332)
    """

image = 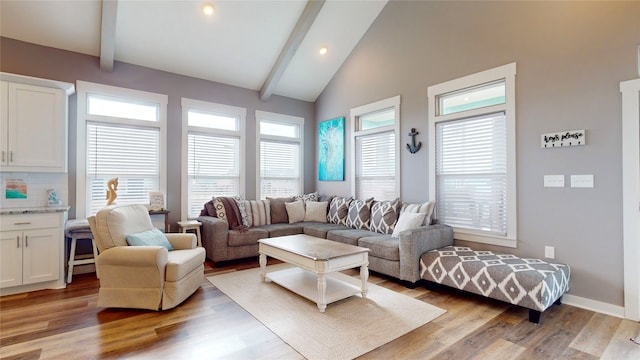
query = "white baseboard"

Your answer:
(562, 294), (626, 319)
